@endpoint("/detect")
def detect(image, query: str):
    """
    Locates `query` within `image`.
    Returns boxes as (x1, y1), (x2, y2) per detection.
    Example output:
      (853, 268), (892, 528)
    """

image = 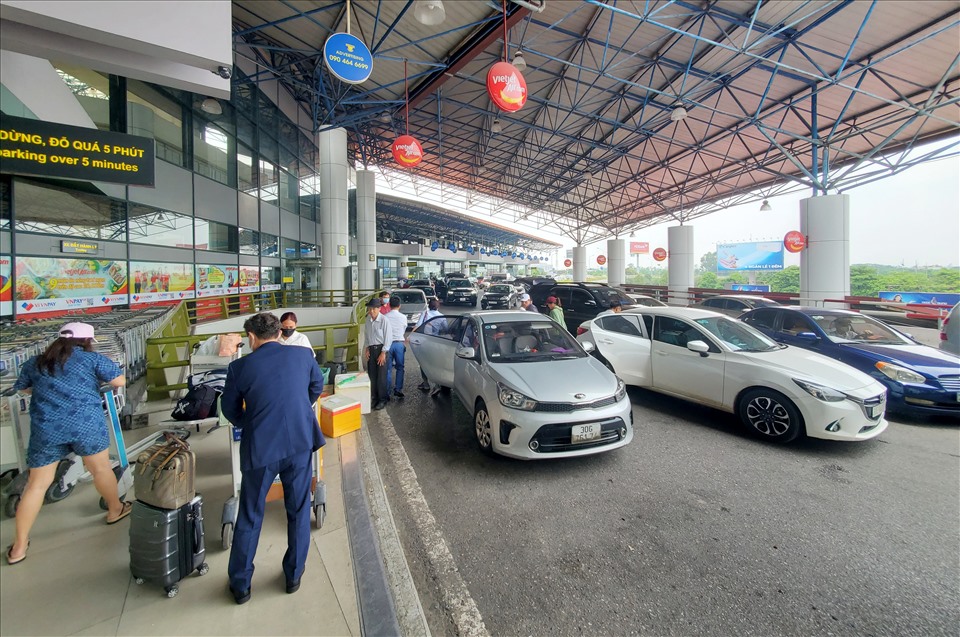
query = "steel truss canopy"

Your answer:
(233, 0), (960, 246)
